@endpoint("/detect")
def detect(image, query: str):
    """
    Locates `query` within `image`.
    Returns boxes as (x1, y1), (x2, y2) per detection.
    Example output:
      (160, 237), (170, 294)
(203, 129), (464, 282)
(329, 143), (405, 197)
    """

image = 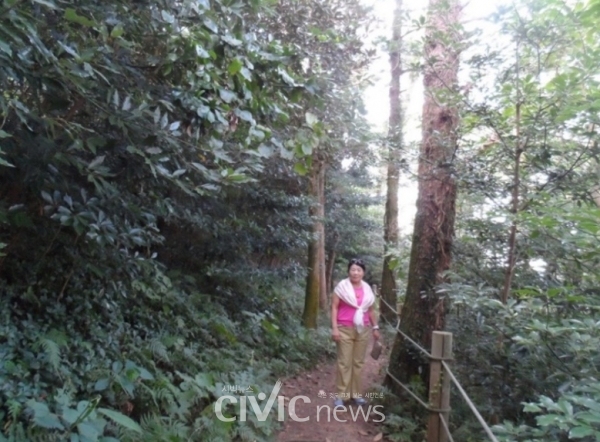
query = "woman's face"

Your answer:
(348, 264), (365, 284)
